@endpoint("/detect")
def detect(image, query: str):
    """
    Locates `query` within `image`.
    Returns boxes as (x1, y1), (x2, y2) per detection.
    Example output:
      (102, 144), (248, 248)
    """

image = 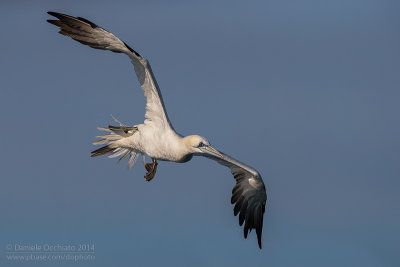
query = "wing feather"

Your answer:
(47, 12), (174, 130)
(202, 152), (267, 249)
